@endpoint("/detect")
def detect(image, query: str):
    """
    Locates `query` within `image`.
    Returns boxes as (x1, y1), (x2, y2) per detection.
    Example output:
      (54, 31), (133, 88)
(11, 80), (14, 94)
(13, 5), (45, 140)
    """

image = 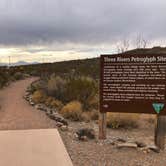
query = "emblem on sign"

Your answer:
(152, 103), (165, 114)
